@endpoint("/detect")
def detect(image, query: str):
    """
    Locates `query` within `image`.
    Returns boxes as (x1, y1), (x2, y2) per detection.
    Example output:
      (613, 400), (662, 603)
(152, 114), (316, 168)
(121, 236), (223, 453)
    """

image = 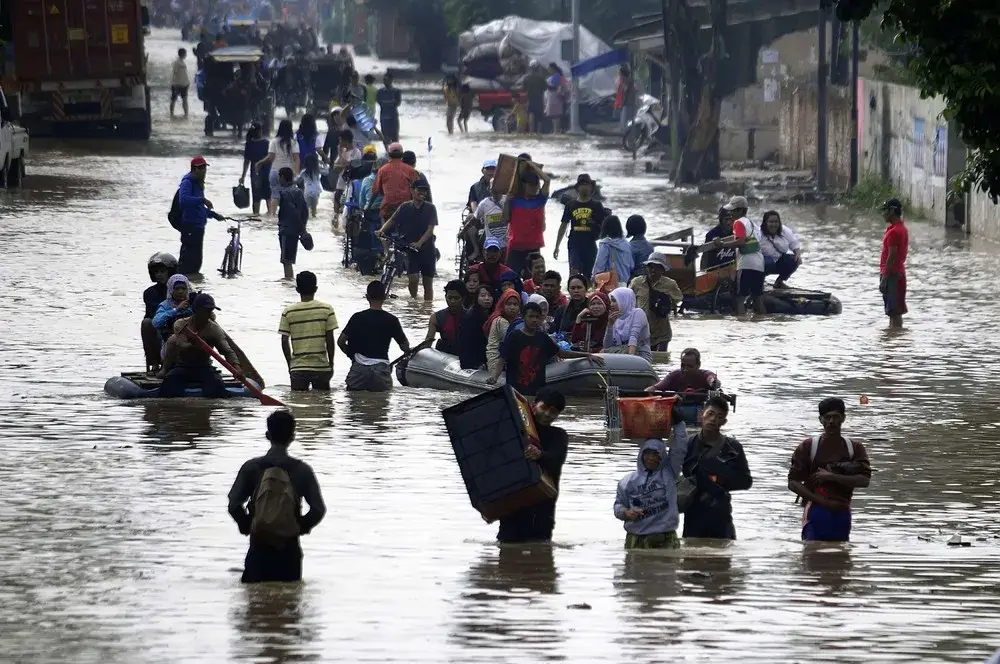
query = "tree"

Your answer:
(844, 0), (1000, 200)
(367, 0), (451, 72)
